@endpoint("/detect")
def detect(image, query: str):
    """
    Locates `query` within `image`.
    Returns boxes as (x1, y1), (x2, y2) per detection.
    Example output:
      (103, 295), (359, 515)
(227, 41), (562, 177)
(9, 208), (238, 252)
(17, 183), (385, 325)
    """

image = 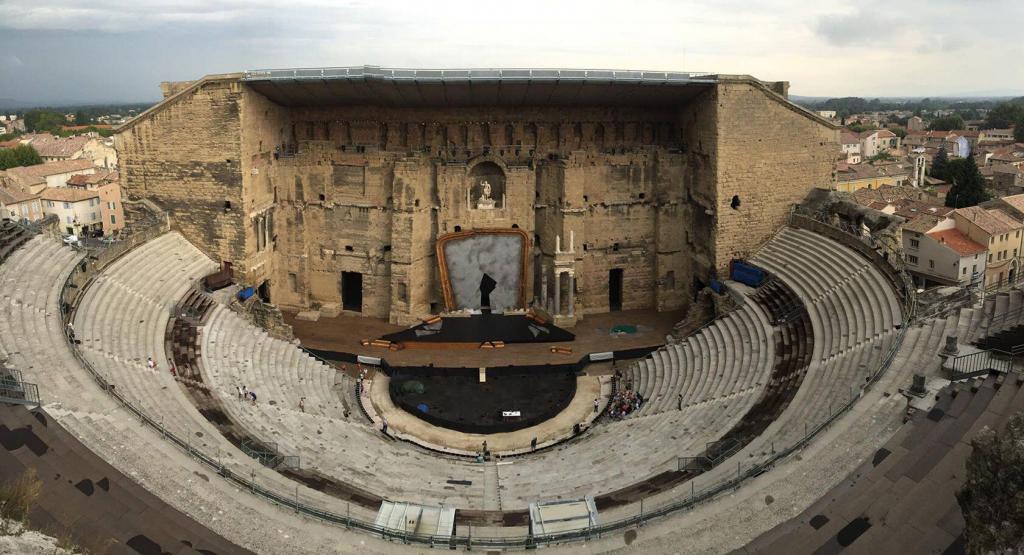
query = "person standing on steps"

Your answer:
(146, 357), (156, 370)
(299, 397), (306, 413)
(237, 385), (244, 401)
(594, 398), (600, 413)
(381, 417), (388, 435)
